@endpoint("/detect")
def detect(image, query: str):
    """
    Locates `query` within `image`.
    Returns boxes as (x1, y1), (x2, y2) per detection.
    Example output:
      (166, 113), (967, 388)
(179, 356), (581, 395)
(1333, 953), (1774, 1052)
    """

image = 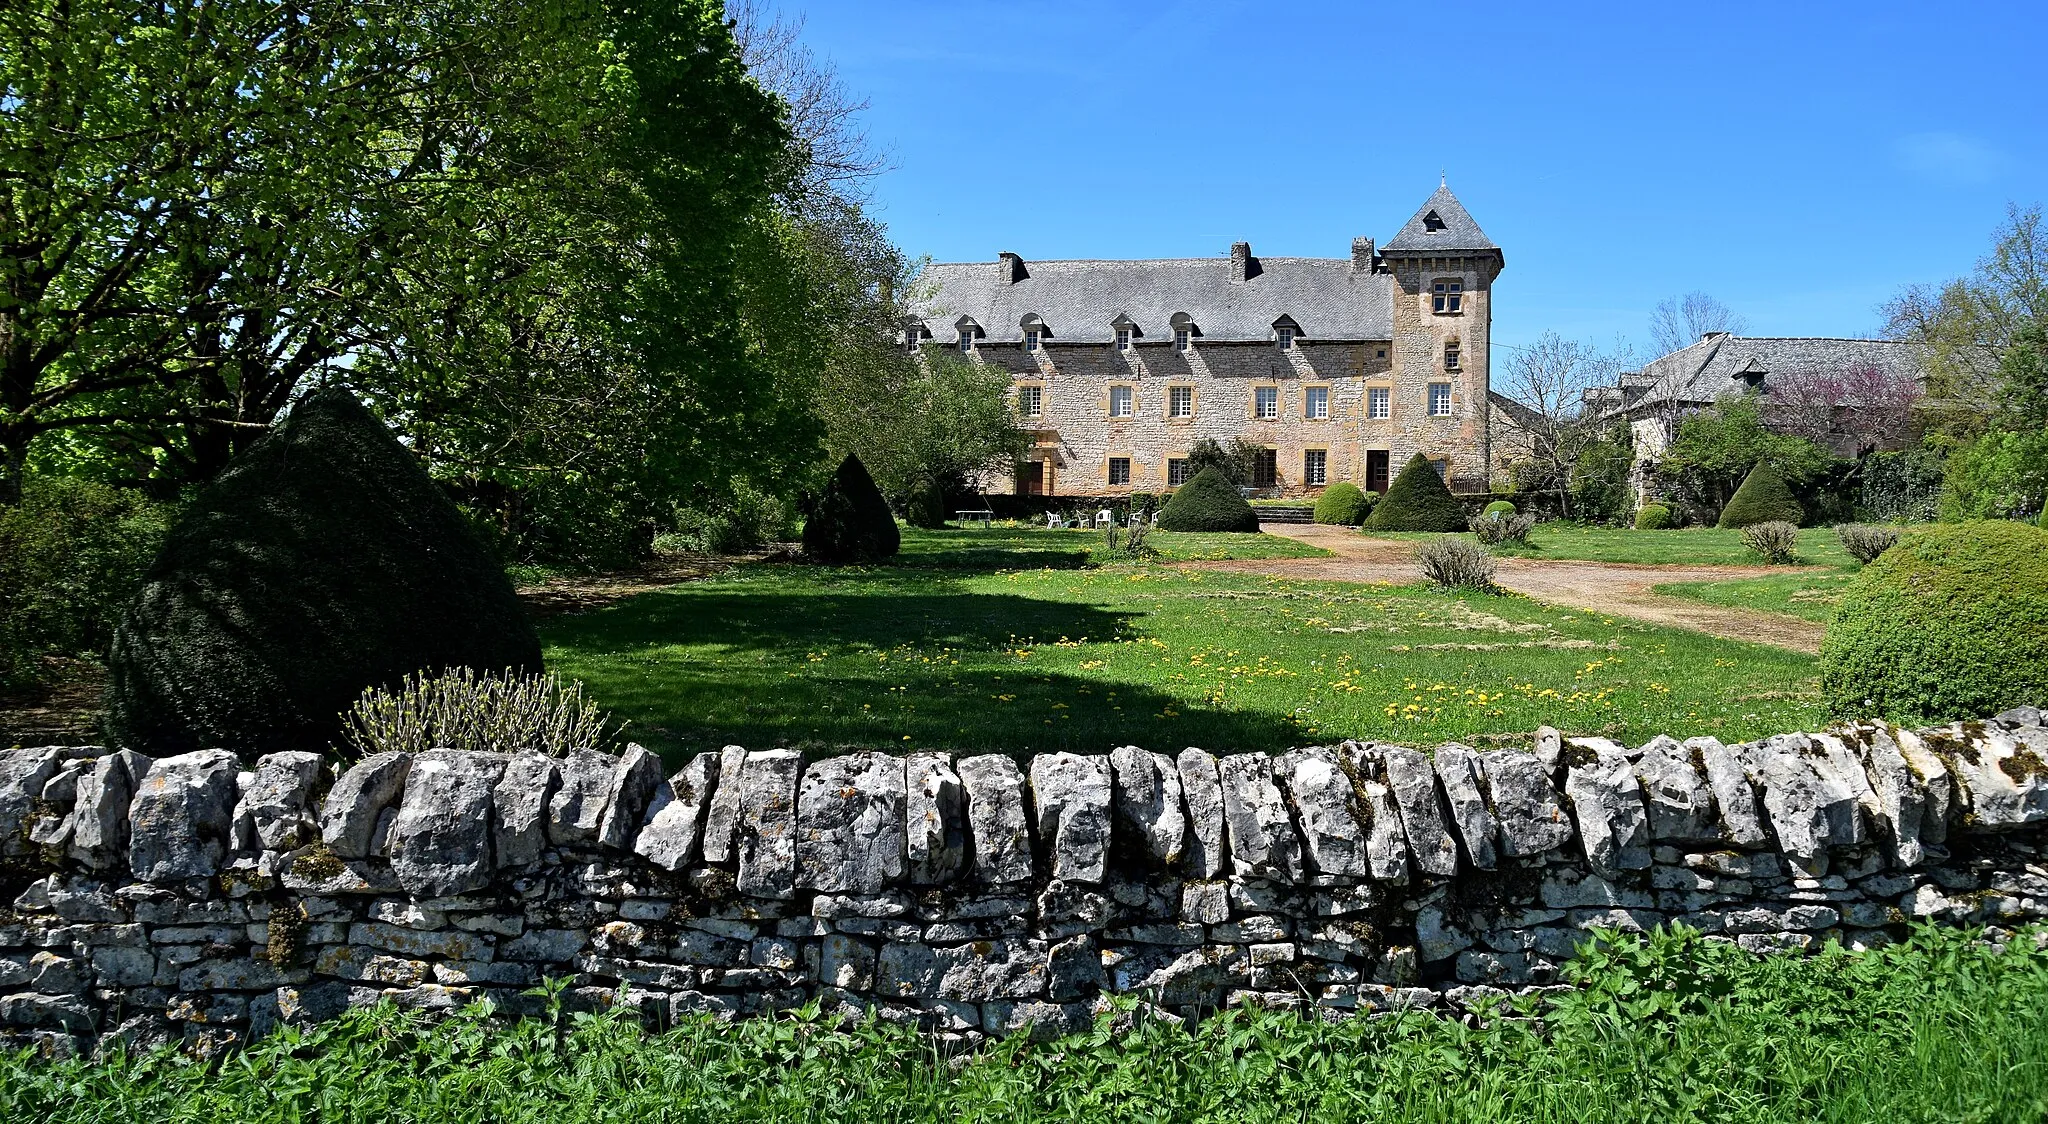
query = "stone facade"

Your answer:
(914, 185), (1504, 498)
(4, 709), (2047, 1055)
